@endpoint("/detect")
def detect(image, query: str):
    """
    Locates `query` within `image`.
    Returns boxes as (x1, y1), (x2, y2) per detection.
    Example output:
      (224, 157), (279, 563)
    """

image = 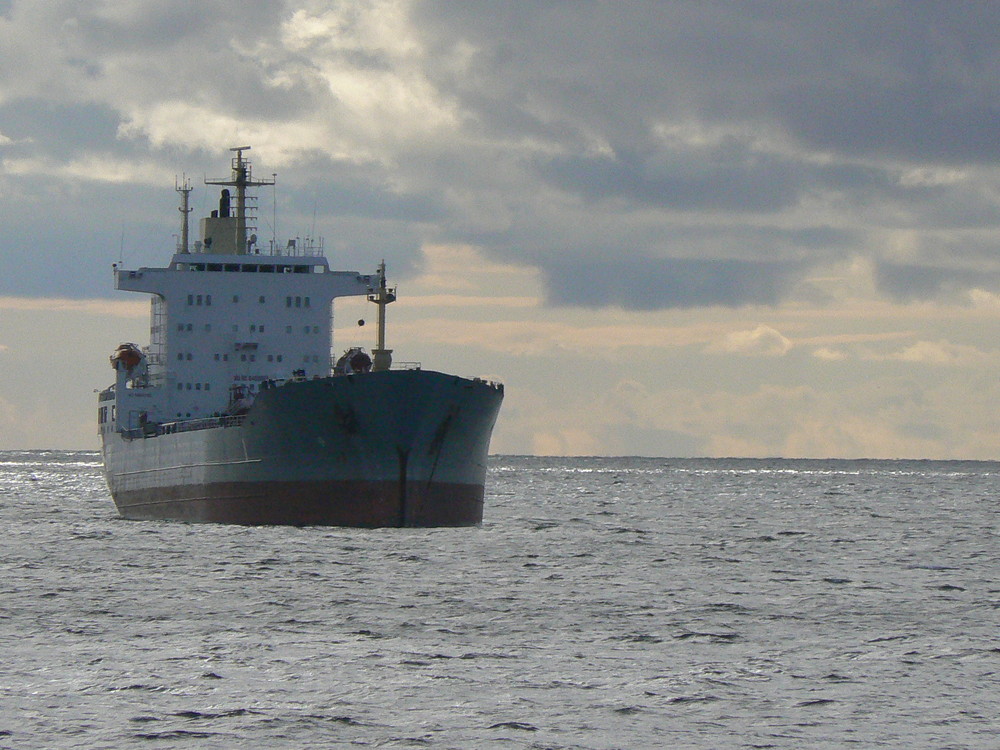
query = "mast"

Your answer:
(175, 176), (192, 254)
(368, 260), (396, 371)
(205, 146), (275, 255)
